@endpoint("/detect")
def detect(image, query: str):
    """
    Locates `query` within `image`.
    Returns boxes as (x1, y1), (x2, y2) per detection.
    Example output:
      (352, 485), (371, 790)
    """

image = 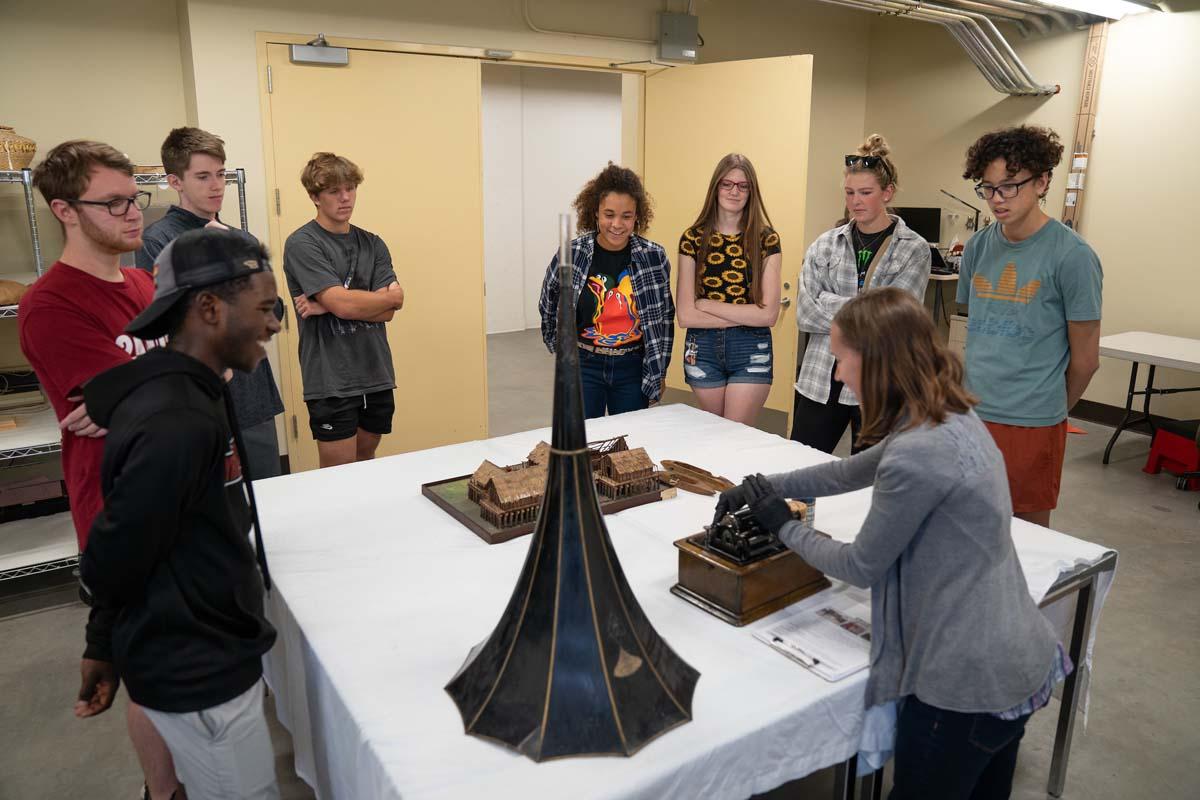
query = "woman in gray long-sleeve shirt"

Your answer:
(718, 288), (1067, 799)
